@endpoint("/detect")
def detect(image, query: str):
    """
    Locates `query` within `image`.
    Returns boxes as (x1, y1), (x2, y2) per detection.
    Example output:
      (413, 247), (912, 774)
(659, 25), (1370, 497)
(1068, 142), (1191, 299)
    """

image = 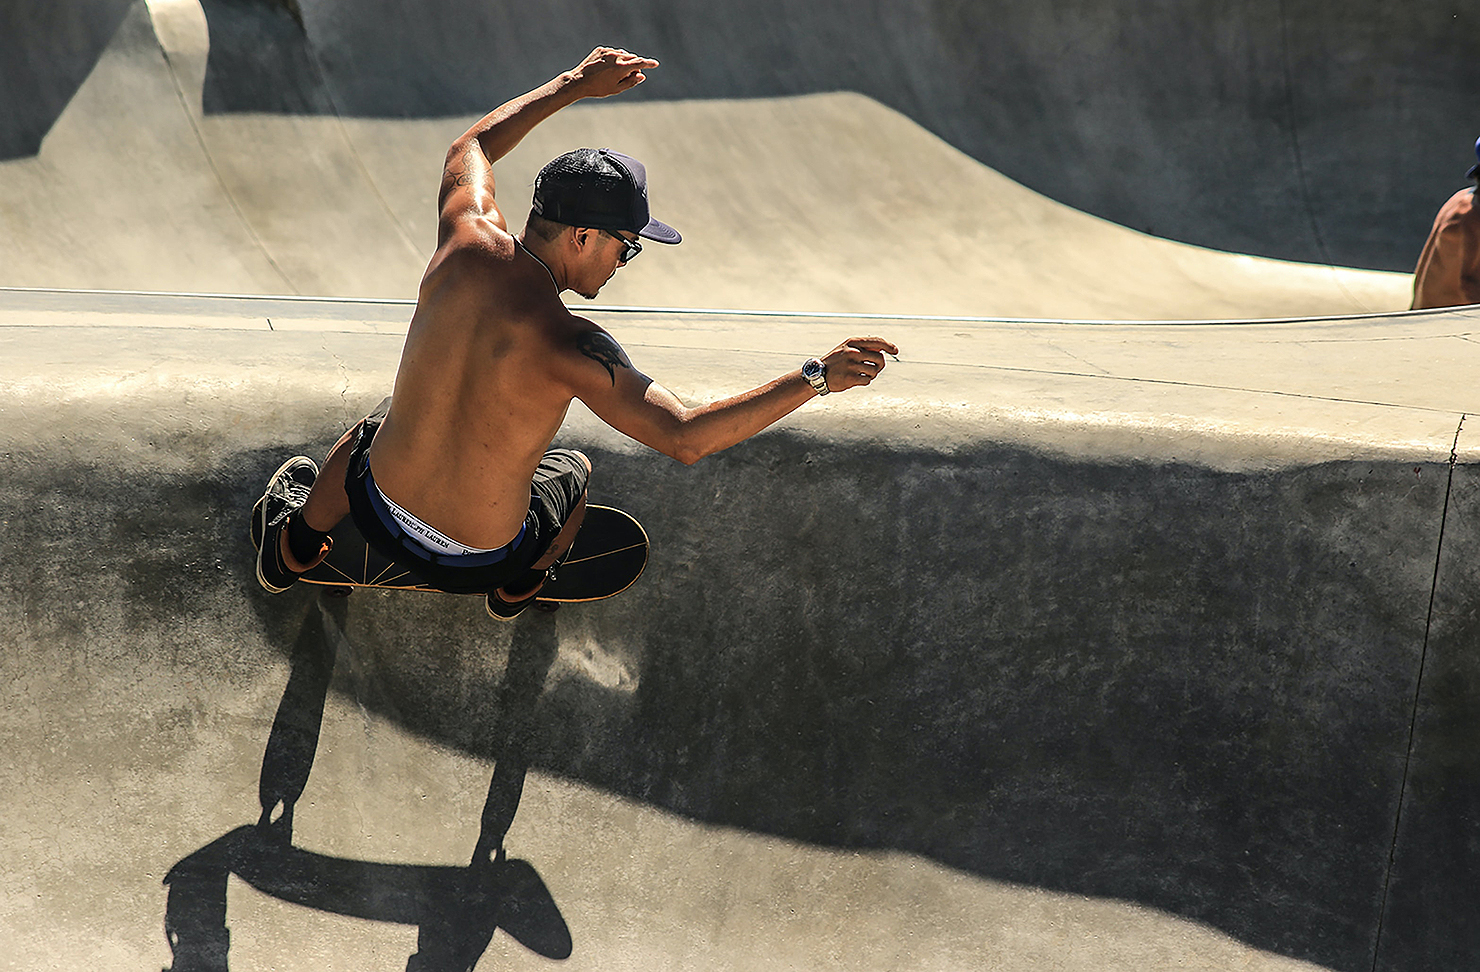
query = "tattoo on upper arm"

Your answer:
(441, 143), (481, 198)
(578, 332), (629, 385)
